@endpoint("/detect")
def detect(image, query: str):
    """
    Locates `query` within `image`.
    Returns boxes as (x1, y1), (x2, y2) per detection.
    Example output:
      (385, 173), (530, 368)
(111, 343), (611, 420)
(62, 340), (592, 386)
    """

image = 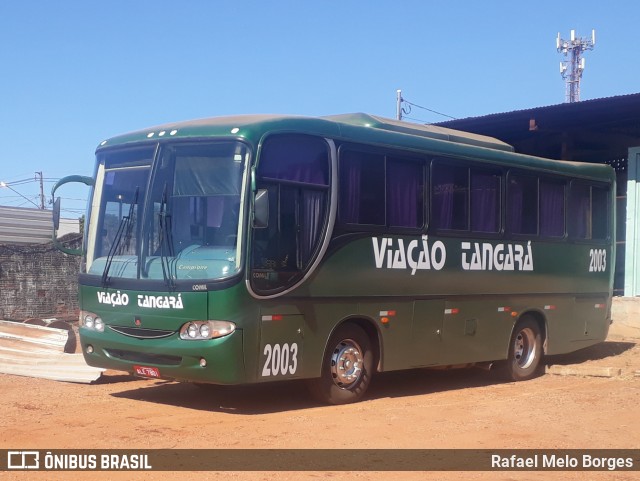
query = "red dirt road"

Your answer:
(1, 326), (639, 481)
